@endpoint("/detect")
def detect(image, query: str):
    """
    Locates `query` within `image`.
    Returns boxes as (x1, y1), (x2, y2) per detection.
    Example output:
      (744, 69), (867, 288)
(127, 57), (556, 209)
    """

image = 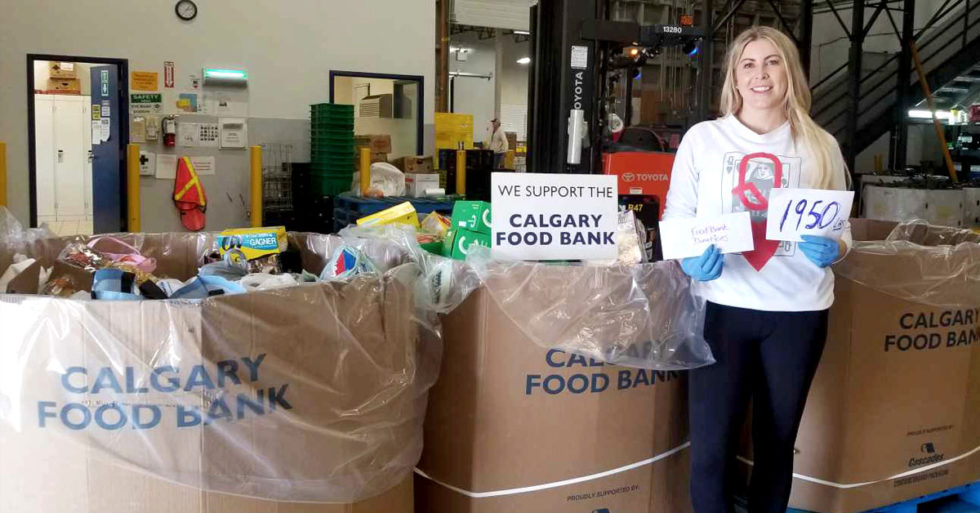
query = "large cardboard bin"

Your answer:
(744, 220), (980, 513)
(0, 232), (437, 513)
(416, 281), (693, 513)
